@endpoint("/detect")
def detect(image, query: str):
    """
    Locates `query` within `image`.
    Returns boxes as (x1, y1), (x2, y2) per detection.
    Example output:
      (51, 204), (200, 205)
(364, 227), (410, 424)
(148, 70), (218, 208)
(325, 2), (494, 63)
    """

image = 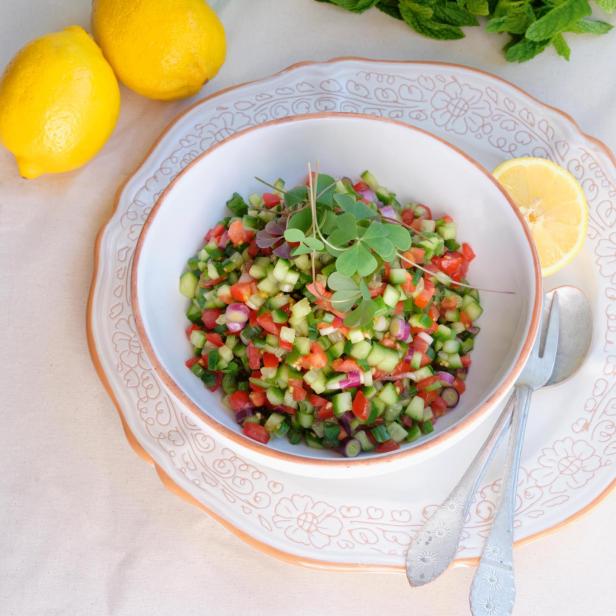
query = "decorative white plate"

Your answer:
(88, 58), (616, 571)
